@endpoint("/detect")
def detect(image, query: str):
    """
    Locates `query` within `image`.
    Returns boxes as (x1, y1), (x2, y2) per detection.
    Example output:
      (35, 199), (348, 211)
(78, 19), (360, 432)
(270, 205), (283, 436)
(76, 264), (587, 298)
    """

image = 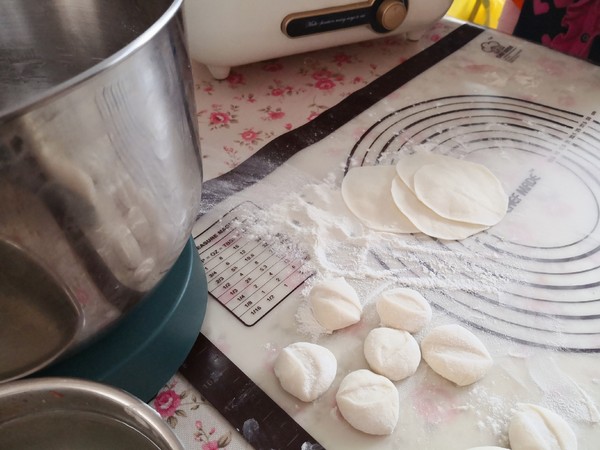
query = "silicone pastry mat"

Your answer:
(183, 23), (600, 450)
